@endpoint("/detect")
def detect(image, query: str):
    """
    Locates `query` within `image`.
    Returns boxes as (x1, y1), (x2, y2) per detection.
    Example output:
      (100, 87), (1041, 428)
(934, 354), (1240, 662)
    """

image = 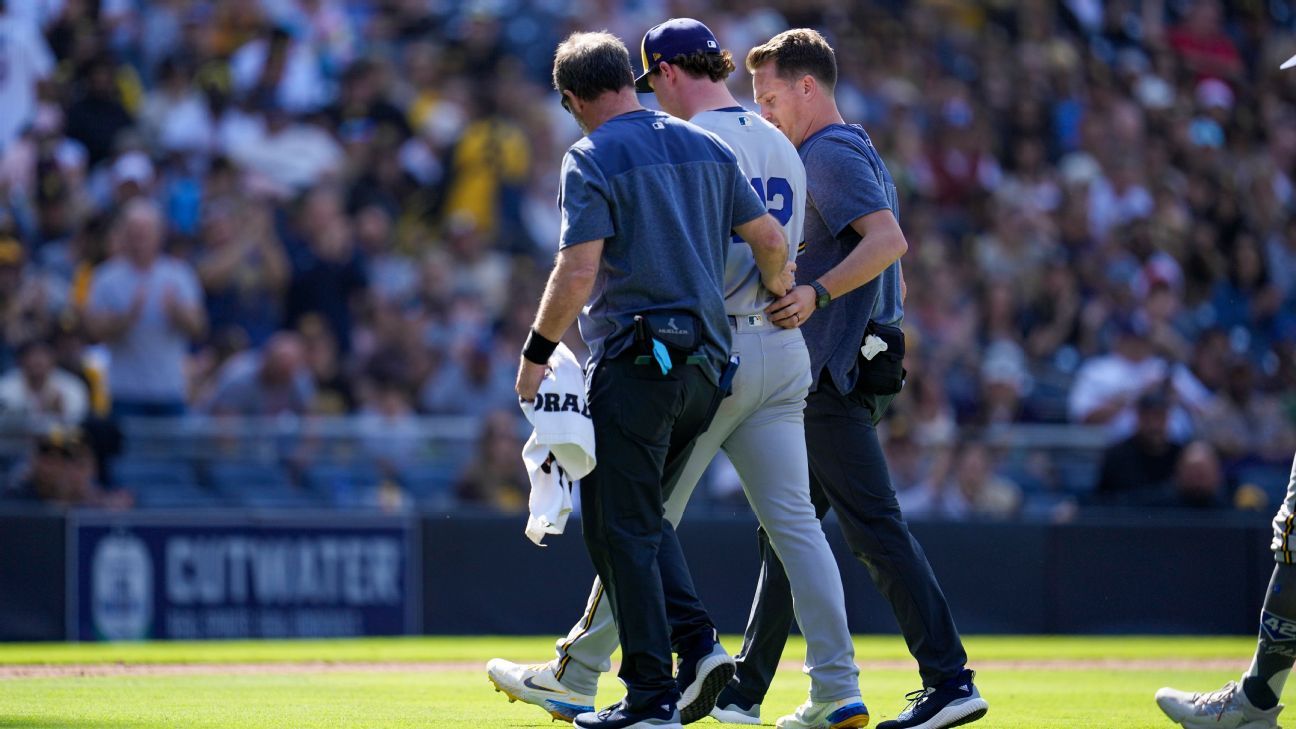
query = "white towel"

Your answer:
(520, 342), (596, 546)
